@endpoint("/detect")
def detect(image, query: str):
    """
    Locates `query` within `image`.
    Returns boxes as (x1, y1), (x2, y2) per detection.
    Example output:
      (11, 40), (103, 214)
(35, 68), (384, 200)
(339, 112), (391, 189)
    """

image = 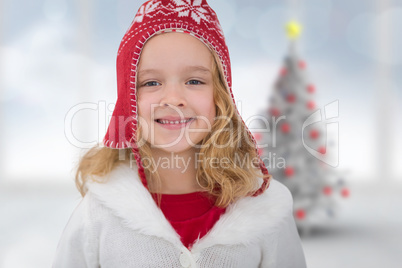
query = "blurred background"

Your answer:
(0, 0), (401, 267)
